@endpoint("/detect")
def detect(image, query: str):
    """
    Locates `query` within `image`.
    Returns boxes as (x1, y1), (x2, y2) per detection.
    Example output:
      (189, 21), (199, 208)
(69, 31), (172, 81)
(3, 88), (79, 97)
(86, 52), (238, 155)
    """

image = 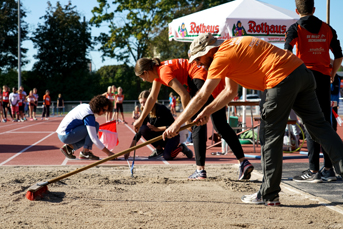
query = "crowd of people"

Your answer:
(1, 85), (64, 122)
